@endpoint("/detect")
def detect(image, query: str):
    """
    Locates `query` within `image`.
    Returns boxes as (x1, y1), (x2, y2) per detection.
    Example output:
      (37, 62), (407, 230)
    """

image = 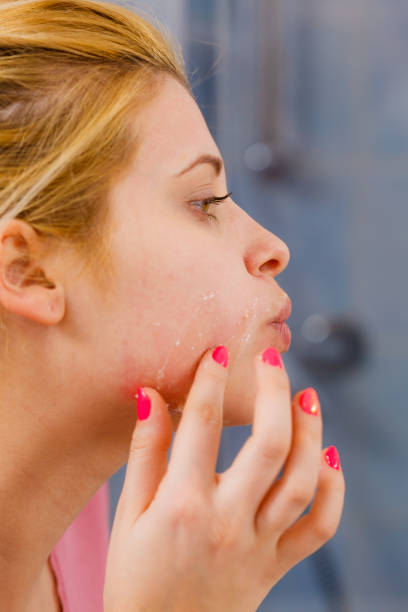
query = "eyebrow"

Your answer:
(174, 154), (224, 178)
